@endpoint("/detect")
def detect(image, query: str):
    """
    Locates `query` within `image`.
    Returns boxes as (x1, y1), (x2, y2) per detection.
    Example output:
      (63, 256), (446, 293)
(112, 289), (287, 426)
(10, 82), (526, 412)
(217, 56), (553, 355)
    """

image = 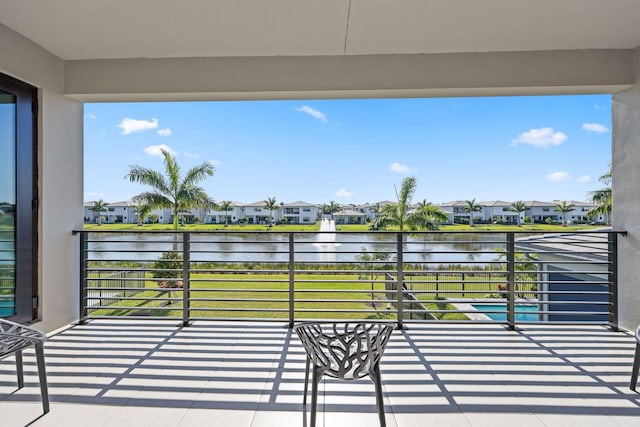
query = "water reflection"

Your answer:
(87, 231), (505, 266)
